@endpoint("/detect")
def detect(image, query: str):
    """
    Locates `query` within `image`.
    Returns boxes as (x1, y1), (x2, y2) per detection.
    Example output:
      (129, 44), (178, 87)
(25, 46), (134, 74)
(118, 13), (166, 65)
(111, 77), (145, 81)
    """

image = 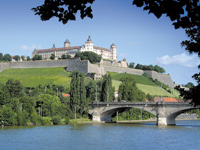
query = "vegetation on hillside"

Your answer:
(75, 51), (101, 64)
